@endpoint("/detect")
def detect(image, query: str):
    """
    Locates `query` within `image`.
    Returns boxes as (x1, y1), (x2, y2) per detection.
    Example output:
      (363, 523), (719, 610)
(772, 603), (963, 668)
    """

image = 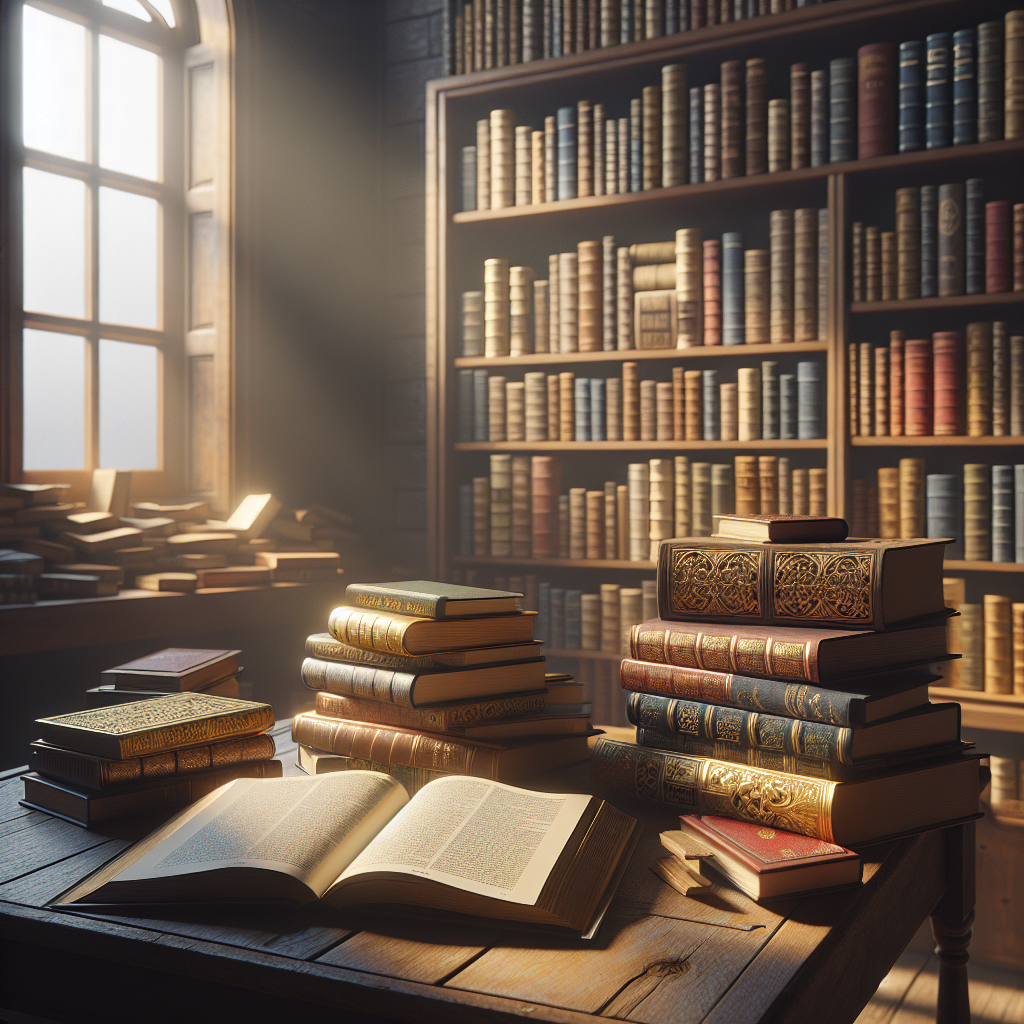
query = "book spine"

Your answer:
(524, 0), (541, 61)
(487, 374), (506, 441)
(690, 462), (711, 536)
(793, 207), (817, 342)
(992, 464), (1015, 563)
(484, 258), (510, 357)
(602, 235), (615, 350)
(702, 370), (720, 440)
(953, 28), (977, 145)
(899, 40), (925, 152)
(623, 361), (640, 439)
(604, 480), (618, 558)
(672, 368), (684, 441)
(984, 593), (1013, 692)
(938, 182), (965, 296)
(744, 248), (769, 345)
(533, 280), (549, 353)
(737, 366), (760, 441)
(490, 109), (515, 208)
(462, 146), (477, 211)
(722, 232), (745, 345)
(605, 117), (618, 194)
(302, 656), (417, 706)
(810, 67), (828, 167)
(458, 369), (473, 441)
(963, 463), (991, 560)
(627, 462), (649, 561)
(966, 178), (985, 294)
(531, 455), (561, 556)
(1017, 464), (1024, 563)
(650, 457), (674, 548)
(565, 589), (582, 647)
(745, 57), (768, 175)
(473, 475), (489, 555)
(462, 290), (484, 357)
(689, 86), (703, 184)
(476, 118), (491, 210)
(959, 602), (983, 690)
(544, 116), (557, 201)
(829, 56), (856, 162)
(768, 98), (790, 173)
(509, 266), (535, 356)
(703, 83), (720, 181)
(932, 331), (963, 435)
(851, 221), (864, 302)
(858, 42), (897, 158)
(558, 251), (578, 353)
(684, 369), (703, 441)
(926, 32), (952, 148)
(894, 186), (920, 301)
(630, 97), (642, 190)
(733, 454), (759, 514)
(899, 456), (925, 538)
(888, 331), (904, 436)
(662, 64), (688, 187)
(881, 230), (897, 301)
(992, 321), (1009, 435)
(858, 342), (874, 437)
(606, 375), (622, 439)
(472, 369), (488, 441)
(703, 240), (722, 346)
(673, 455), (690, 536)
(574, 377), (591, 441)
(817, 208), (829, 342)
(642, 85), (662, 189)
(640, 379), (656, 441)
(865, 225), (881, 301)
(601, 0), (620, 46)
(779, 372), (797, 439)
(577, 99), (593, 197)
(592, 736), (837, 841)
(926, 473), (960, 557)
(577, 239), (602, 352)
(581, 592), (601, 651)
(511, 455), (532, 556)
(586, 489), (604, 559)
(569, 487), (586, 559)
(966, 321), (993, 435)
(557, 106), (577, 200)
(617, 247), (634, 350)
(720, 60), (744, 179)
(655, 380), (673, 438)
(791, 62), (810, 168)
(761, 359), (779, 439)
(490, 452), (512, 556)
(1011, 334), (1024, 437)
(977, 20), (1004, 141)
(986, 200), (1012, 293)
(515, 125), (532, 207)
(797, 360), (822, 439)
(676, 228), (703, 347)
(874, 344), (889, 435)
